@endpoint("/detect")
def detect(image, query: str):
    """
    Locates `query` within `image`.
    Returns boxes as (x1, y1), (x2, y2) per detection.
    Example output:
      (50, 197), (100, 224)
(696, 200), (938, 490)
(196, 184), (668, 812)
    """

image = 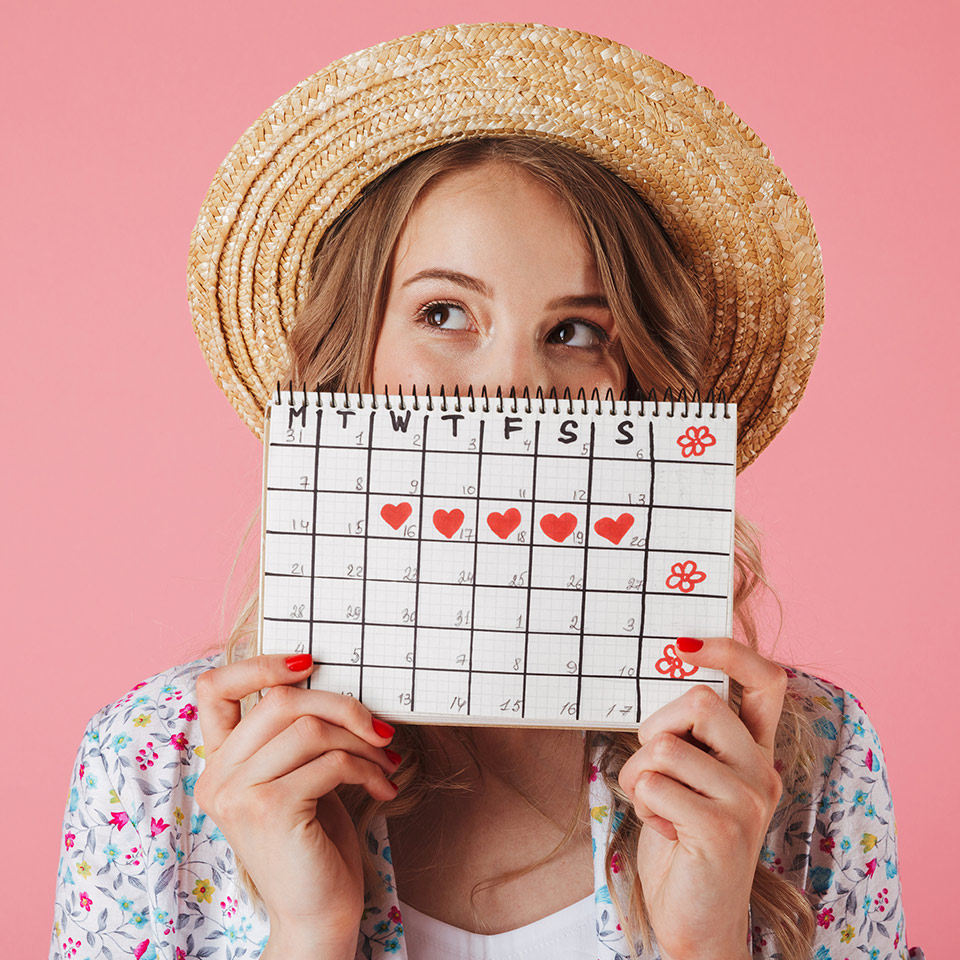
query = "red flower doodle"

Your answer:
(677, 425), (716, 458)
(665, 560), (706, 593)
(380, 502), (412, 530)
(433, 508), (464, 539)
(655, 643), (699, 679)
